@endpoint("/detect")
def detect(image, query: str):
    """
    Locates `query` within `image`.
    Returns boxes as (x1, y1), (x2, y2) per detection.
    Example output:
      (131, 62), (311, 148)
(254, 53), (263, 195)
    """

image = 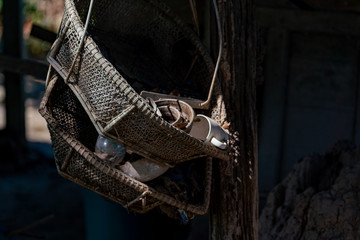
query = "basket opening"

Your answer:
(74, 0), (212, 100)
